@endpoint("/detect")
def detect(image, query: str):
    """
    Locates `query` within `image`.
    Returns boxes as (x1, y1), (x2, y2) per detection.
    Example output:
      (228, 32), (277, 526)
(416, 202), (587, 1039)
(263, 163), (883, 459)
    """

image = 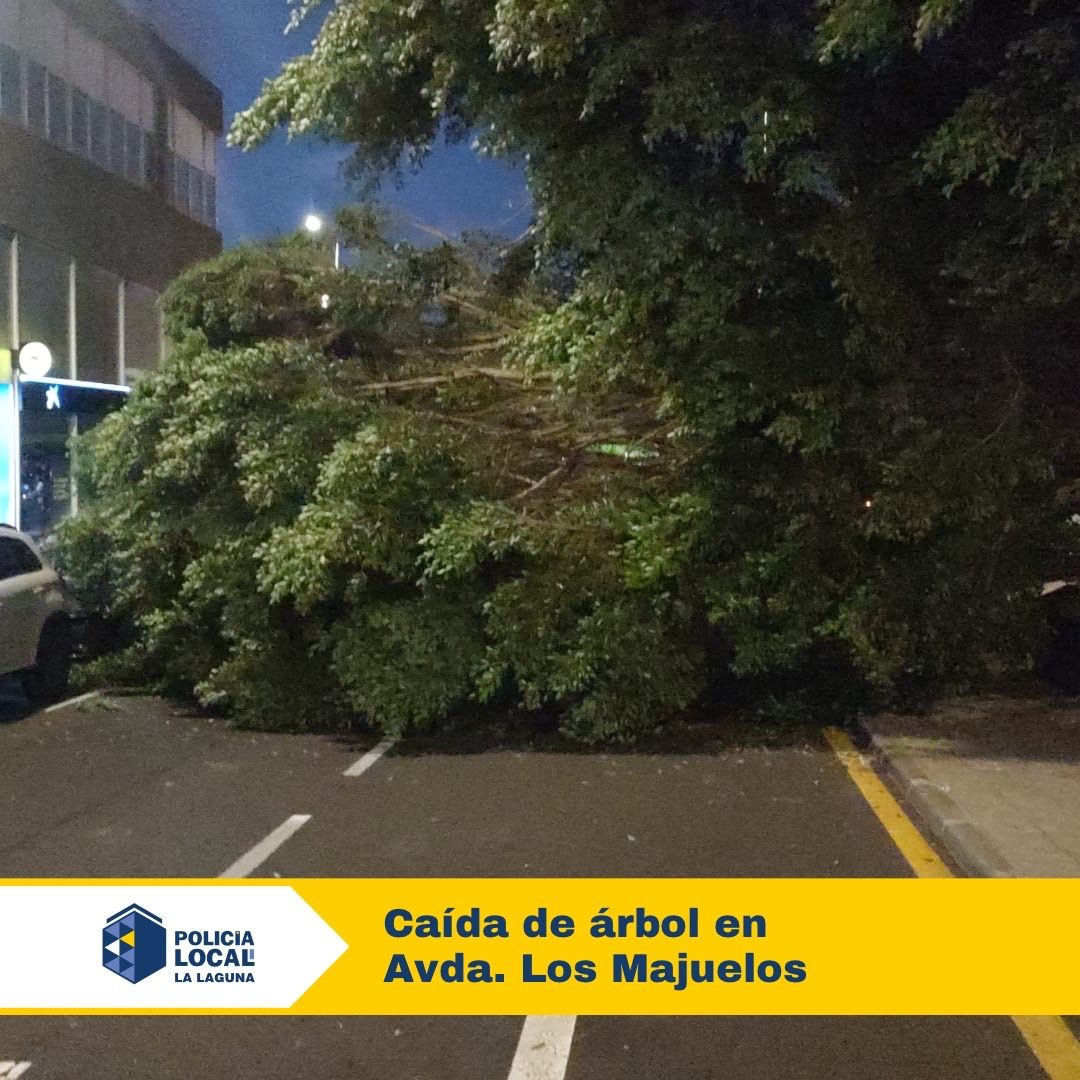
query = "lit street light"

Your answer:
(302, 213), (341, 269)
